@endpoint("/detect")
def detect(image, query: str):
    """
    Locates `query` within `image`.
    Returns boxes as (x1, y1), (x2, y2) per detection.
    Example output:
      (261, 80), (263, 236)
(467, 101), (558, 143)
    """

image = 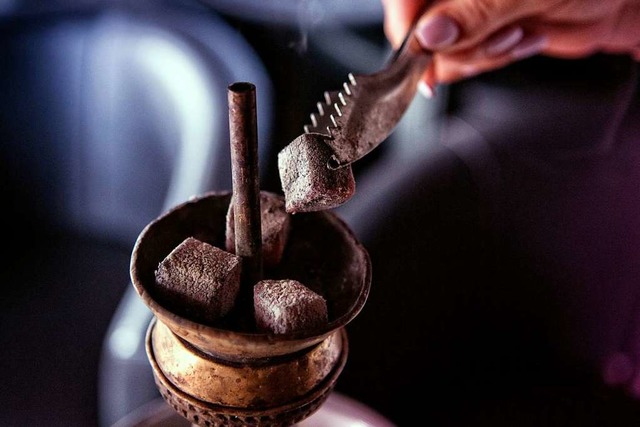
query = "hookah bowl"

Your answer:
(130, 191), (371, 426)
